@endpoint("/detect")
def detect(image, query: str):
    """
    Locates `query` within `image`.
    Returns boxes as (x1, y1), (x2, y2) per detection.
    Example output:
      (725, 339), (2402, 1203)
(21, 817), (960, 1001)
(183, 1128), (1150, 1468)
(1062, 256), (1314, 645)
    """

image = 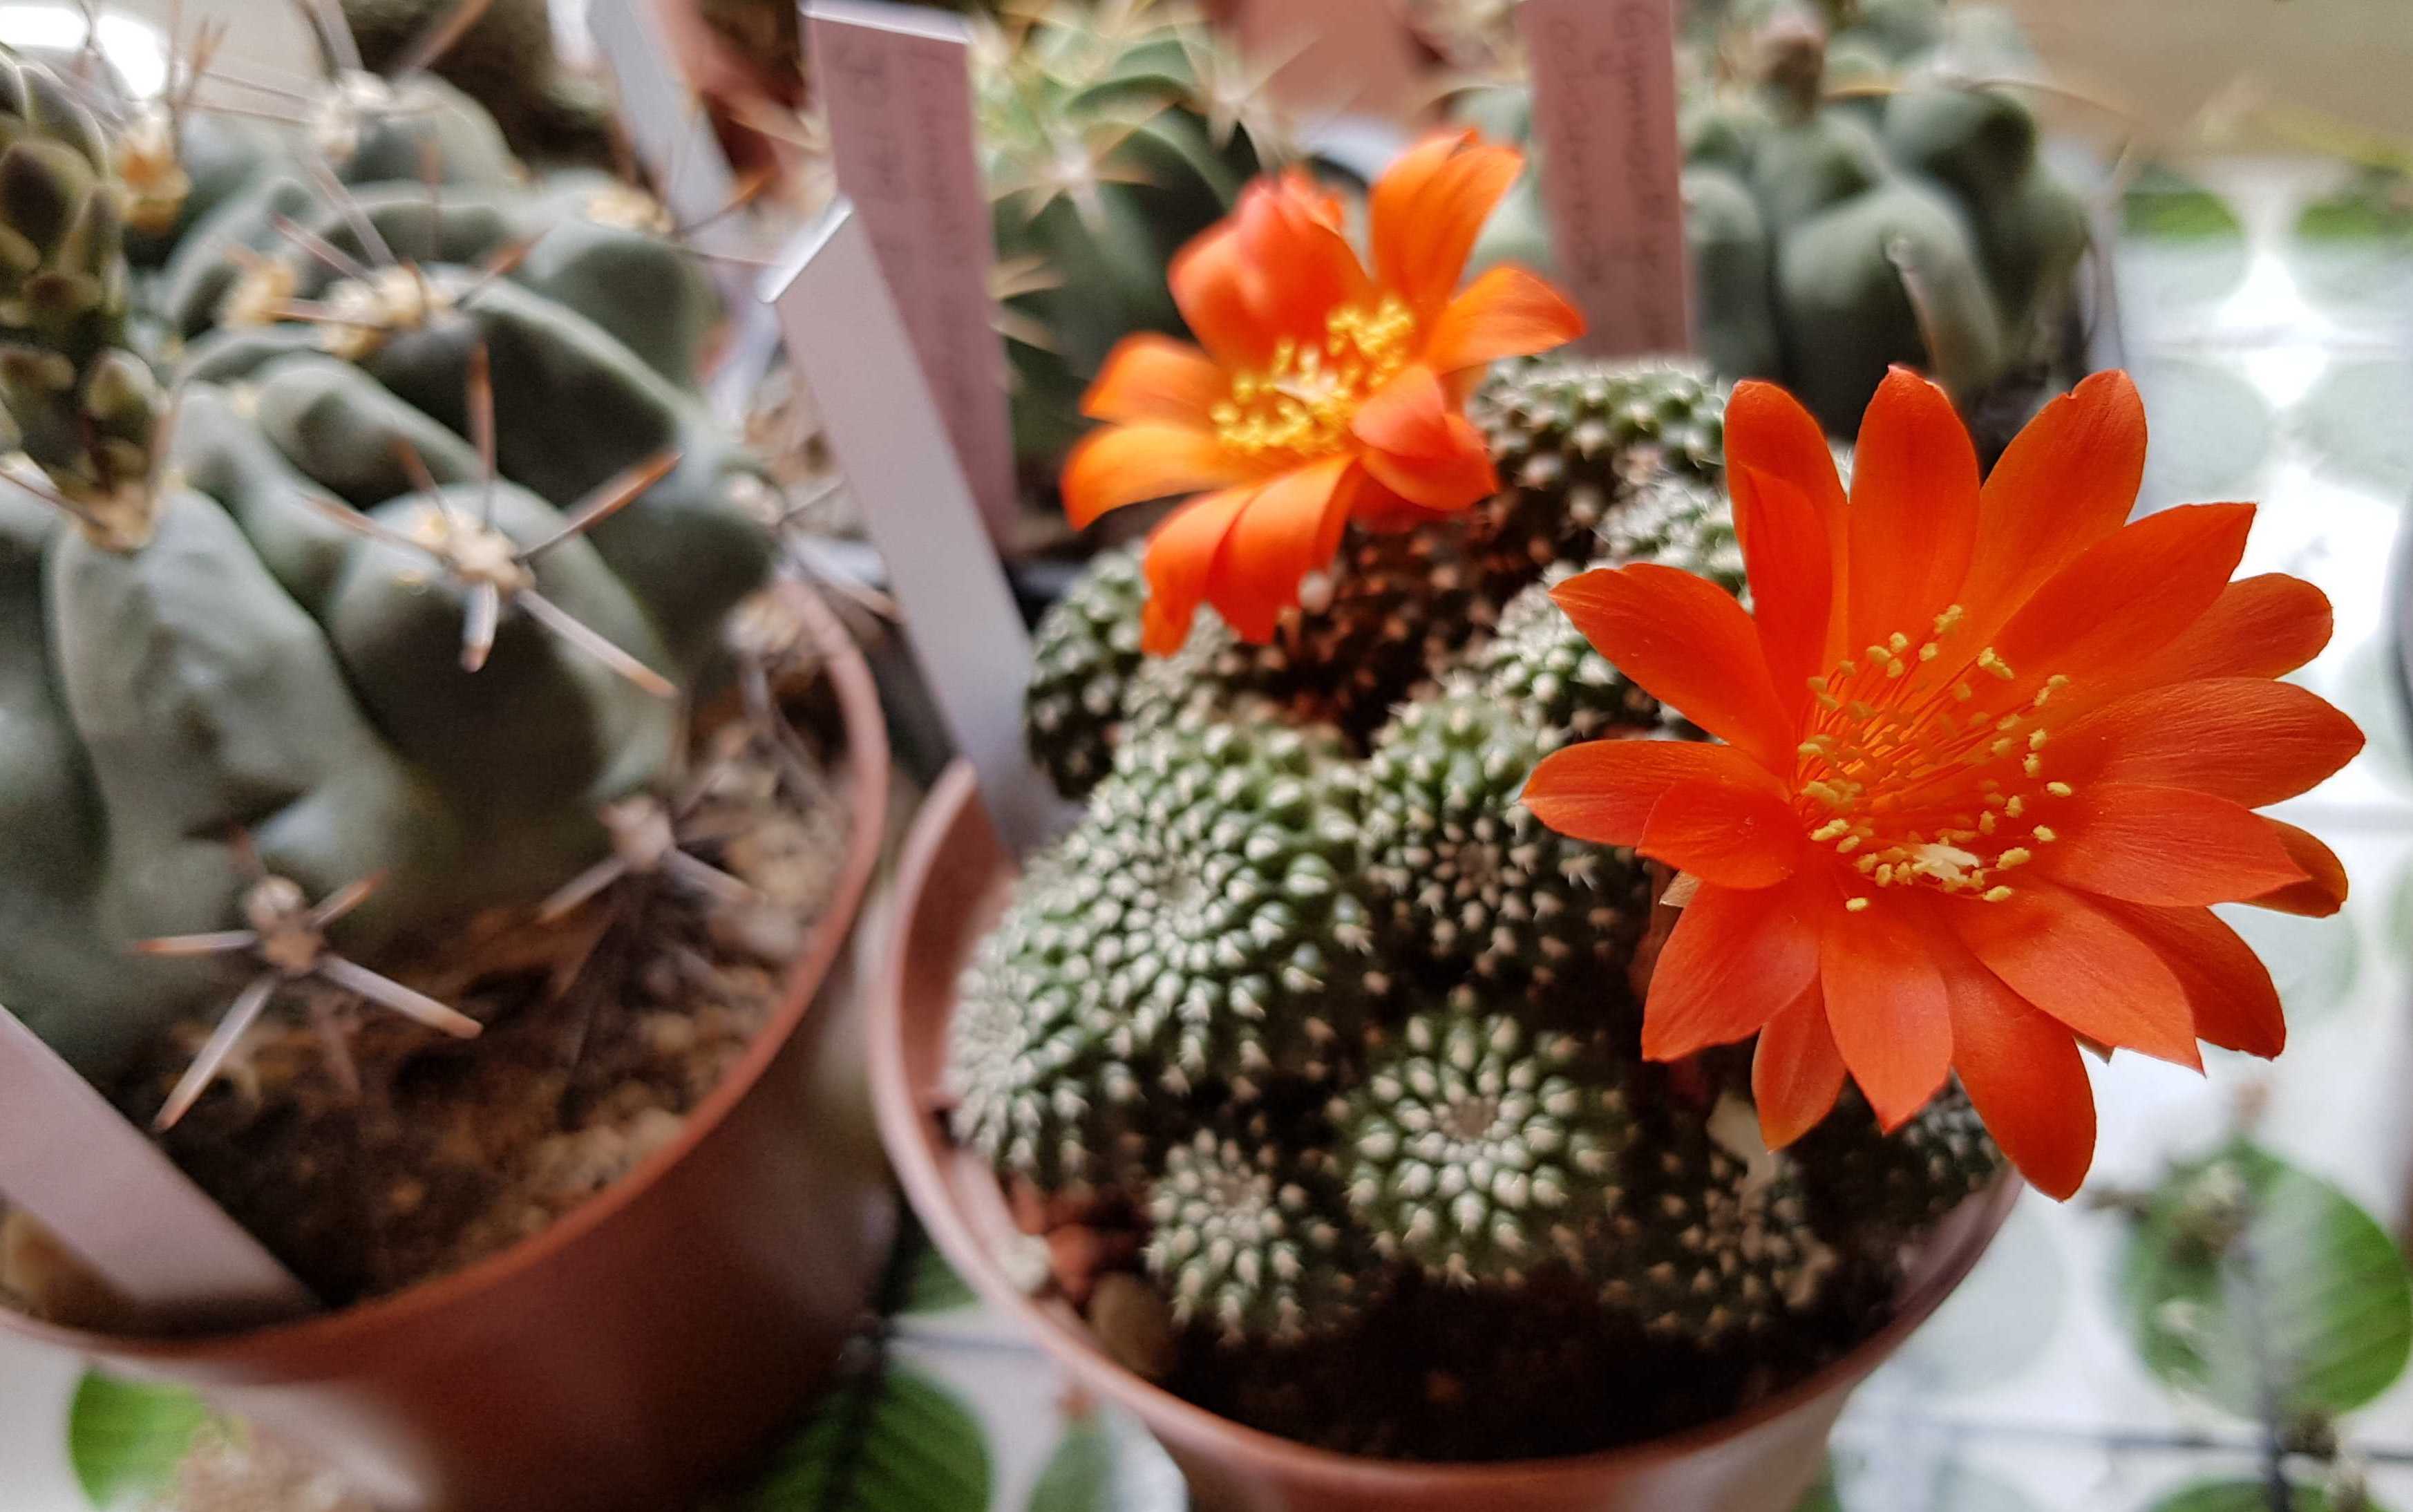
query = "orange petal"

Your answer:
(1984, 503), (2255, 700)
(2109, 574), (2334, 694)
(1247, 172), (1373, 352)
(1641, 877), (1822, 1061)
(1933, 934), (2094, 1200)
(1729, 464), (1833, 721)
(1370, 131), (1525, 320)
(1958, 370), (2146, 633)
(1082, 334), (1230, 426)
(1846, 368), (1980, 651)
(1523, 737), (1792, 849)
(1421, 265), (1585, 375)
(1638, 779), (1804, 888)
(1551, 565), (1797, 769)
(1950, 881), (2200, 1069)
(1819, 893), (1952, 1130)
(1350, 366), (1499, 512)
(1062, 423), (1251, 530)
(1168, 215), (1271, 369)
(1204, 457), (1355, 643)
(2244, 818), (2349, 918)
(2033, 782), (2306, 907)
(1139, 484), (1257, 654)
(2094, 900), (2284, 1058)
(1726, 379), (1848, 646)
(2052, 678), (2364, 807)
(1753, 983), (1847, 1149)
